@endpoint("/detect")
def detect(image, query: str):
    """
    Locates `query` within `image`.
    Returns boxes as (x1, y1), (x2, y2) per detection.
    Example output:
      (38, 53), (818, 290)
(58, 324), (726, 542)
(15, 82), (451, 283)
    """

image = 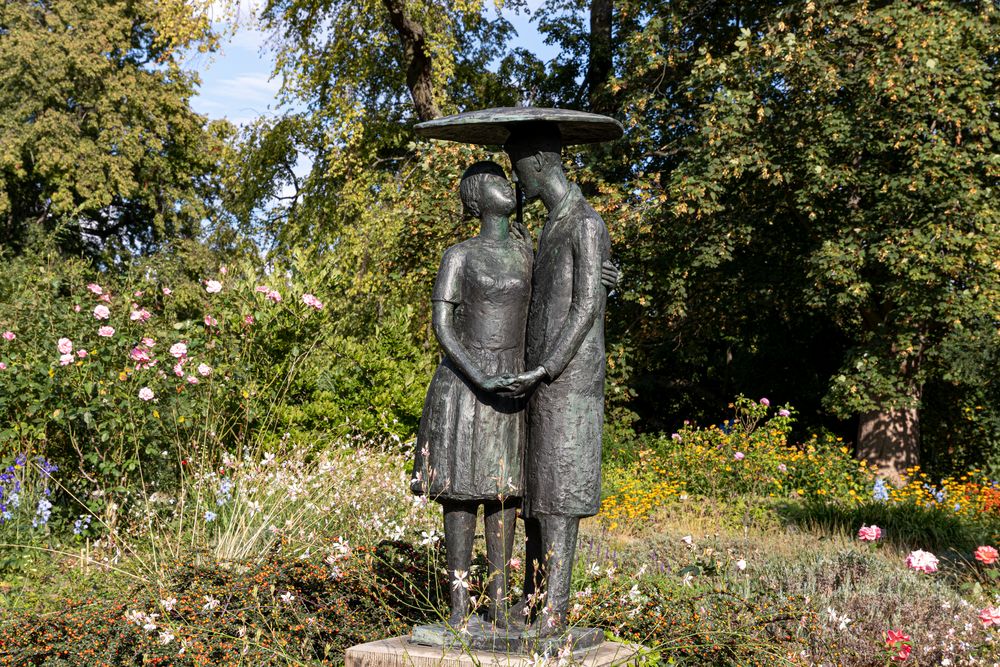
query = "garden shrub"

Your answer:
(0, 542), (446, 666)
